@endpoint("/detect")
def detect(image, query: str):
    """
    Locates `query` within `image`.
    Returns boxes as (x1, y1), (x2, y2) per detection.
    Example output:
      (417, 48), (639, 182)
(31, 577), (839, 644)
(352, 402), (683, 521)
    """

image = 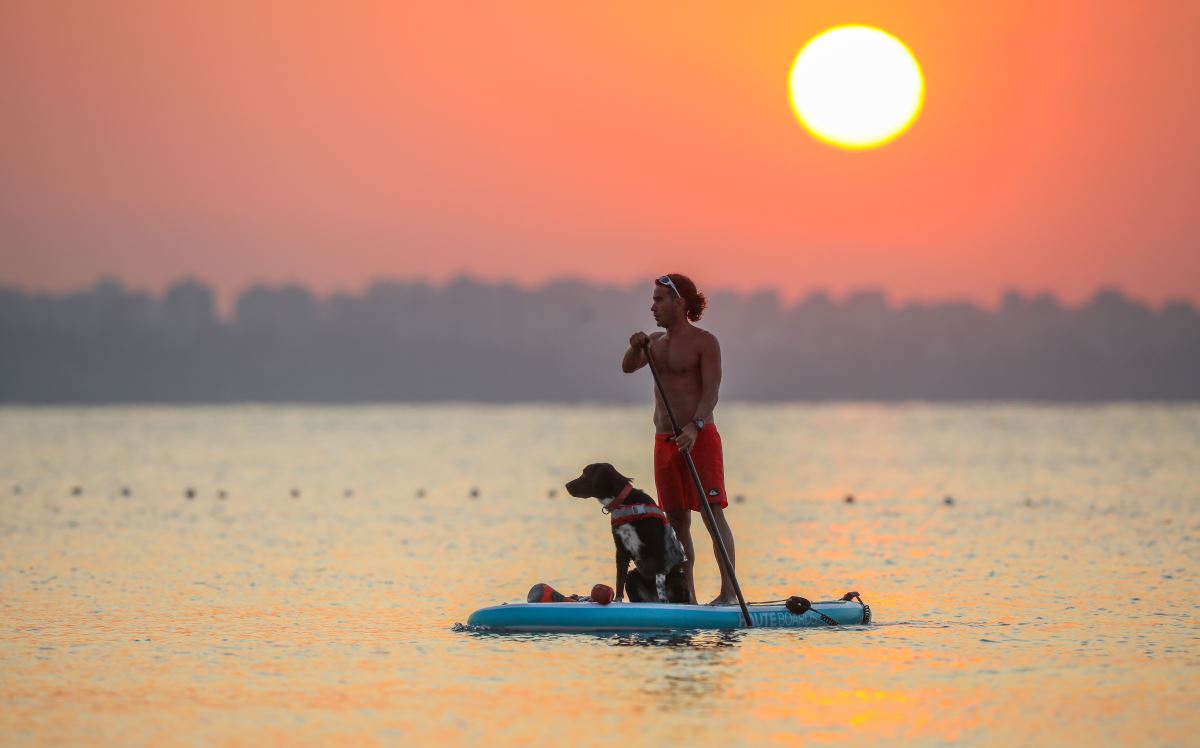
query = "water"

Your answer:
(1, 404), (1197, 746)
